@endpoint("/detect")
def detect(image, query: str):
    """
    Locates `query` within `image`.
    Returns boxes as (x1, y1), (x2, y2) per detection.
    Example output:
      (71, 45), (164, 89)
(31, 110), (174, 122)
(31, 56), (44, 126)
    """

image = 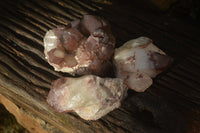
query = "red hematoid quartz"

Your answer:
(114, 37), (173, 92)
(44, 15), (115, 76)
